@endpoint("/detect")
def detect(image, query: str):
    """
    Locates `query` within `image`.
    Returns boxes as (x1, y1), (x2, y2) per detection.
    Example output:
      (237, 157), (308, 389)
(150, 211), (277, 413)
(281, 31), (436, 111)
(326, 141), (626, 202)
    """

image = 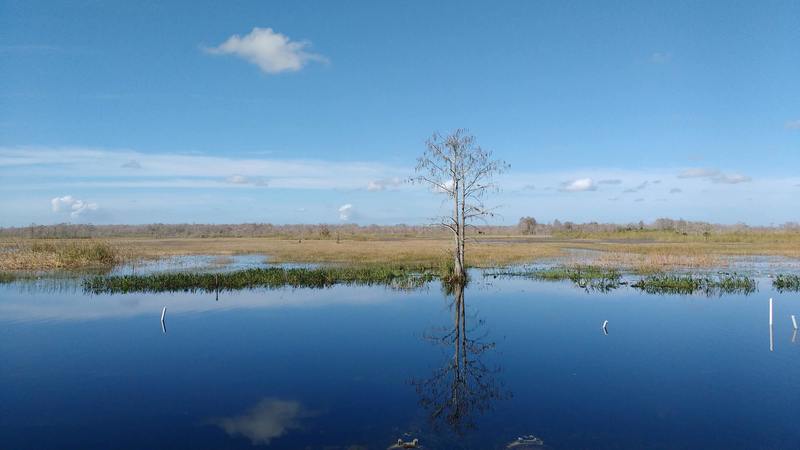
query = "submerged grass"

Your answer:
(489, 265), (622, 292)
(773, 274), (800, 292)
(632, 274), (757, 296)
(83, 264), (438, 294)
